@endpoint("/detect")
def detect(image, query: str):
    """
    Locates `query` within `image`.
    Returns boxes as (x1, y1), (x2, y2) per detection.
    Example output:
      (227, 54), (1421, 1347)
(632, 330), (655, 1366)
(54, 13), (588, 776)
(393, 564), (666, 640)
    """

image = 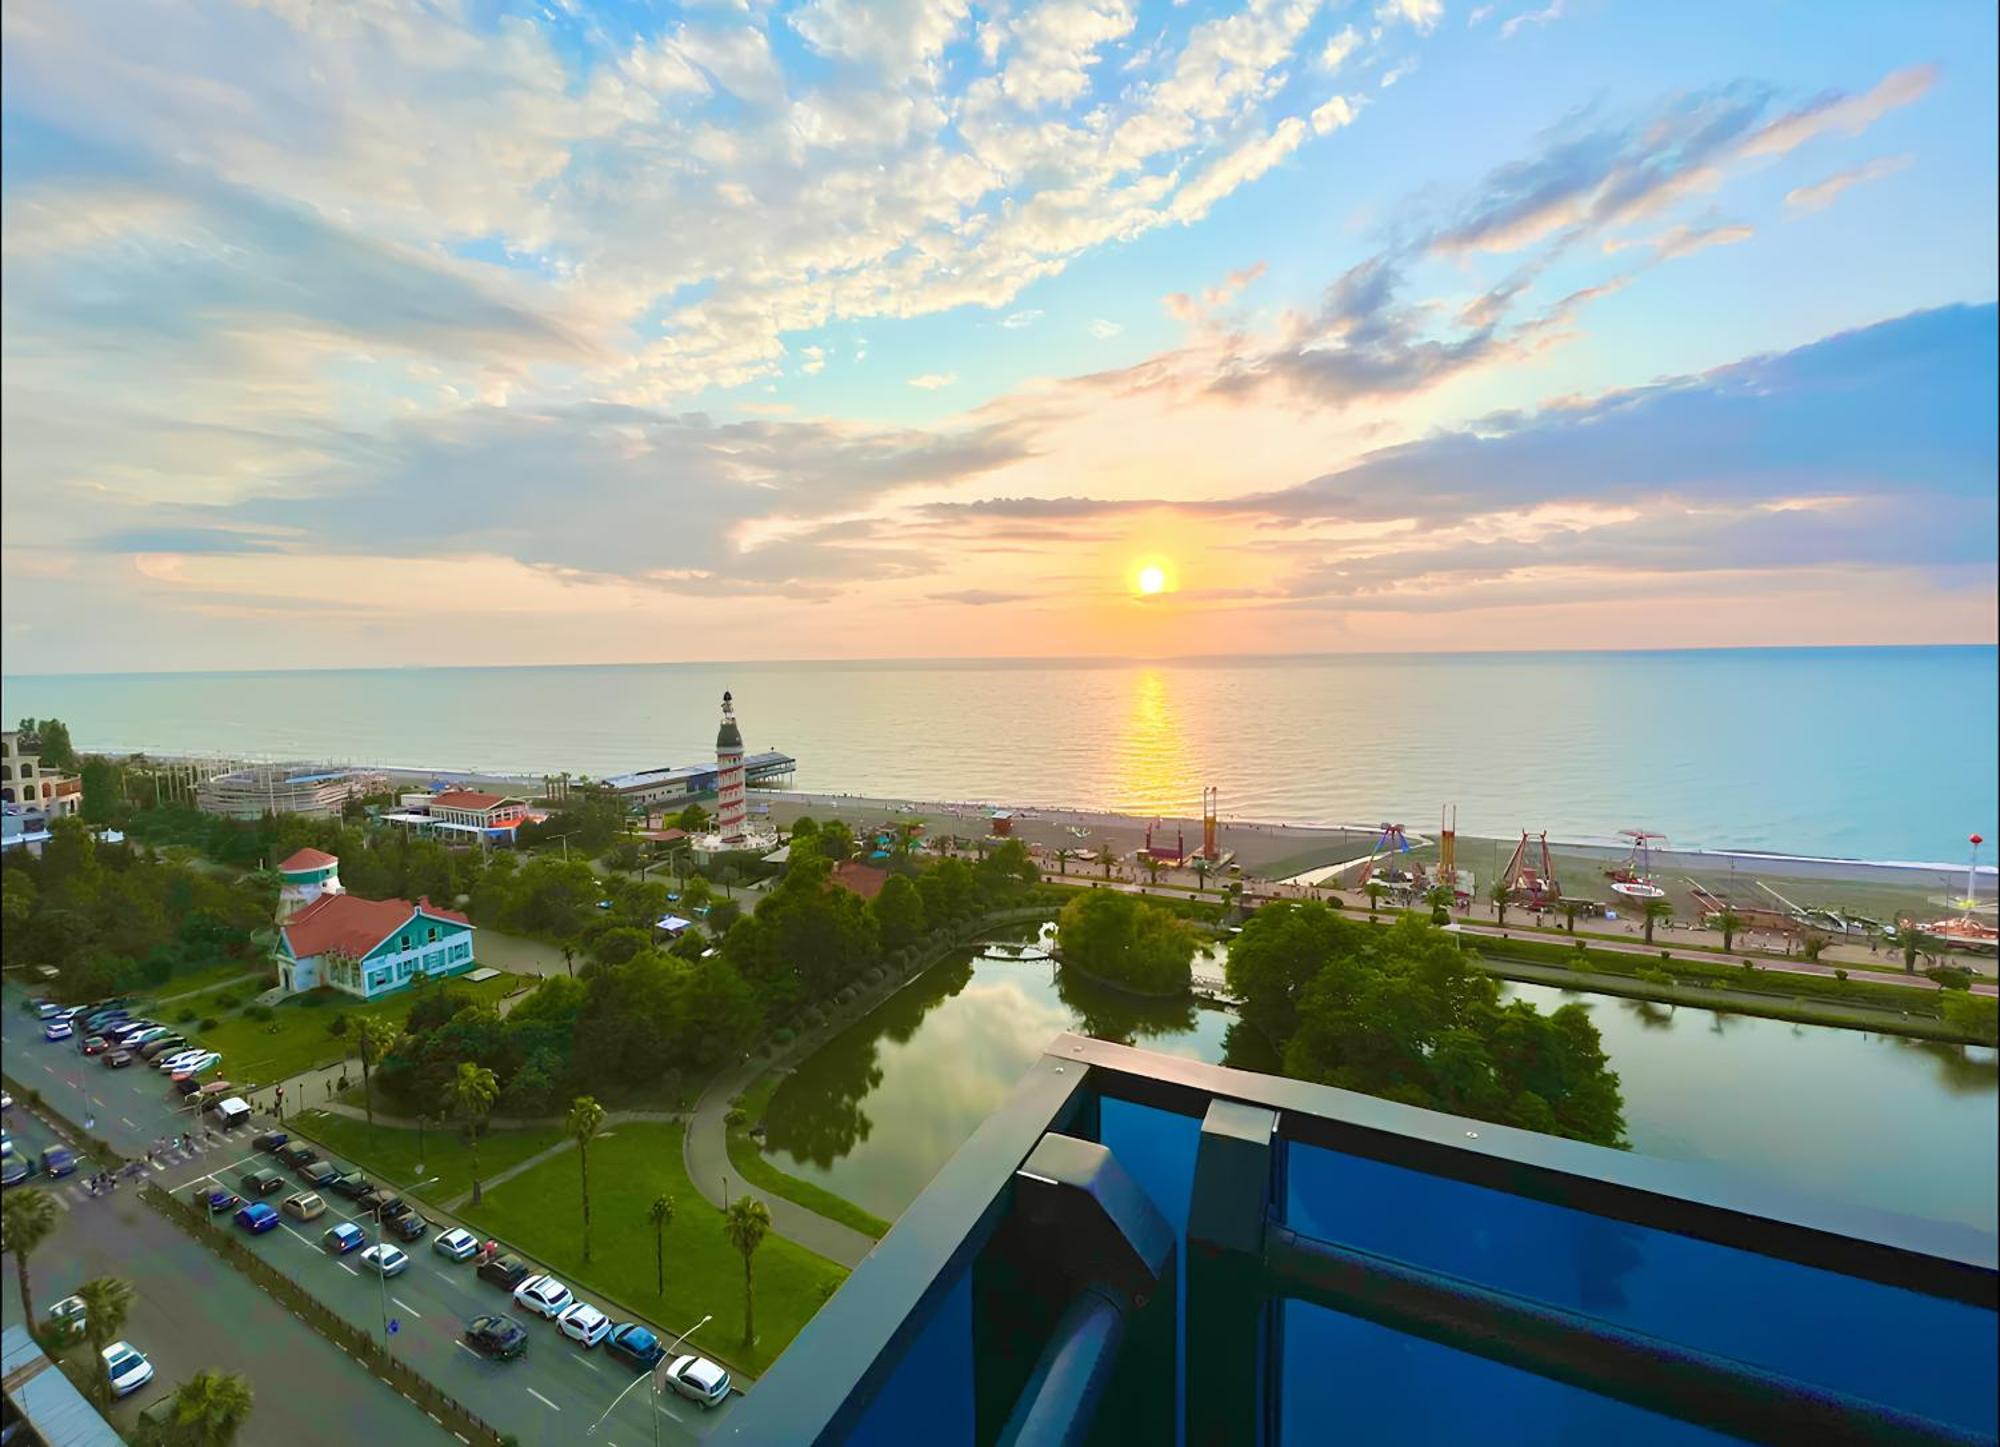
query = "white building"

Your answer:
(273, 849), (477, 998)
(1, 731), (82, 817)
(690, 690), (775, 861)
